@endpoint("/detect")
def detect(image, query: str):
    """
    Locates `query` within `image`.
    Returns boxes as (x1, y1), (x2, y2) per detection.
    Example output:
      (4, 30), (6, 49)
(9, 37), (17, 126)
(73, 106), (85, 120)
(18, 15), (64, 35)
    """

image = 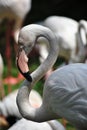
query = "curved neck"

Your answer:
(78, 20), (87, 46)
(17, 25), (59, 122)
(75, 21), (86, 62)
(31, 28), (59, 84)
